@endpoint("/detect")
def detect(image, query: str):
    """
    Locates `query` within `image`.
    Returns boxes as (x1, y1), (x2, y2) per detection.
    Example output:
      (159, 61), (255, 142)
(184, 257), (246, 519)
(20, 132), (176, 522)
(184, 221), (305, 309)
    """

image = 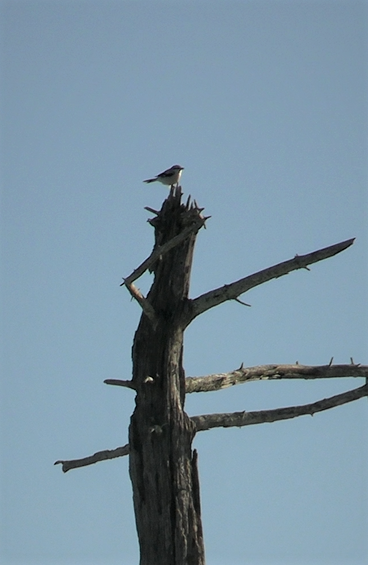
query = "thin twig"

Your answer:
(233, 298), (251, 307)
